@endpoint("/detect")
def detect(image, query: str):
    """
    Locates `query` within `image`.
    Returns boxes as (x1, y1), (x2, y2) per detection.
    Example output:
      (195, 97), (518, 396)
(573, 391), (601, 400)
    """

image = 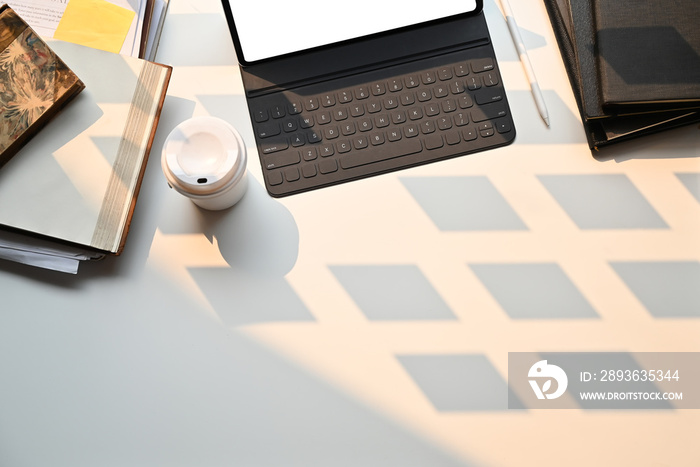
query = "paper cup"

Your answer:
(161, 116), (248, 210)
